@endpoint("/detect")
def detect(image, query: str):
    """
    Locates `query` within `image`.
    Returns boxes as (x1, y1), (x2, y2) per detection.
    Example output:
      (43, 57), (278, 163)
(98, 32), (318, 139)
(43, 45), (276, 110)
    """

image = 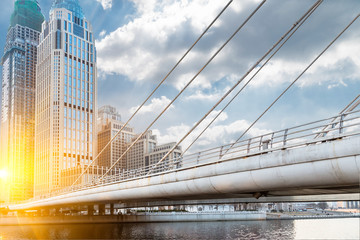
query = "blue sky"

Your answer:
(0, 0), (359, 153)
